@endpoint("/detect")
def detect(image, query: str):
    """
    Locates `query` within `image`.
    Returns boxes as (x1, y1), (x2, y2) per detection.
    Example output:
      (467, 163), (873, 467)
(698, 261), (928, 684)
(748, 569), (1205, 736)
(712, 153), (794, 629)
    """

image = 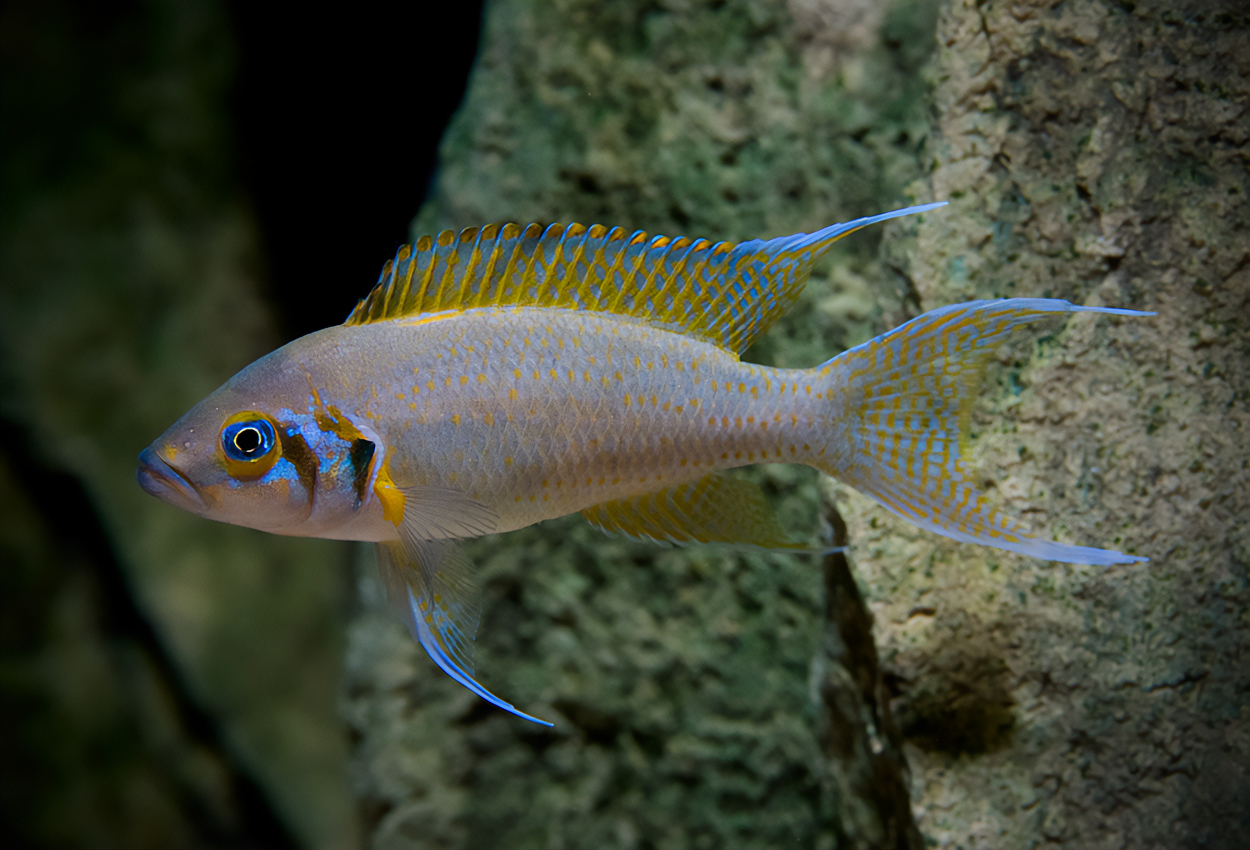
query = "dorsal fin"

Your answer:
(344, 203), (945, 354)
